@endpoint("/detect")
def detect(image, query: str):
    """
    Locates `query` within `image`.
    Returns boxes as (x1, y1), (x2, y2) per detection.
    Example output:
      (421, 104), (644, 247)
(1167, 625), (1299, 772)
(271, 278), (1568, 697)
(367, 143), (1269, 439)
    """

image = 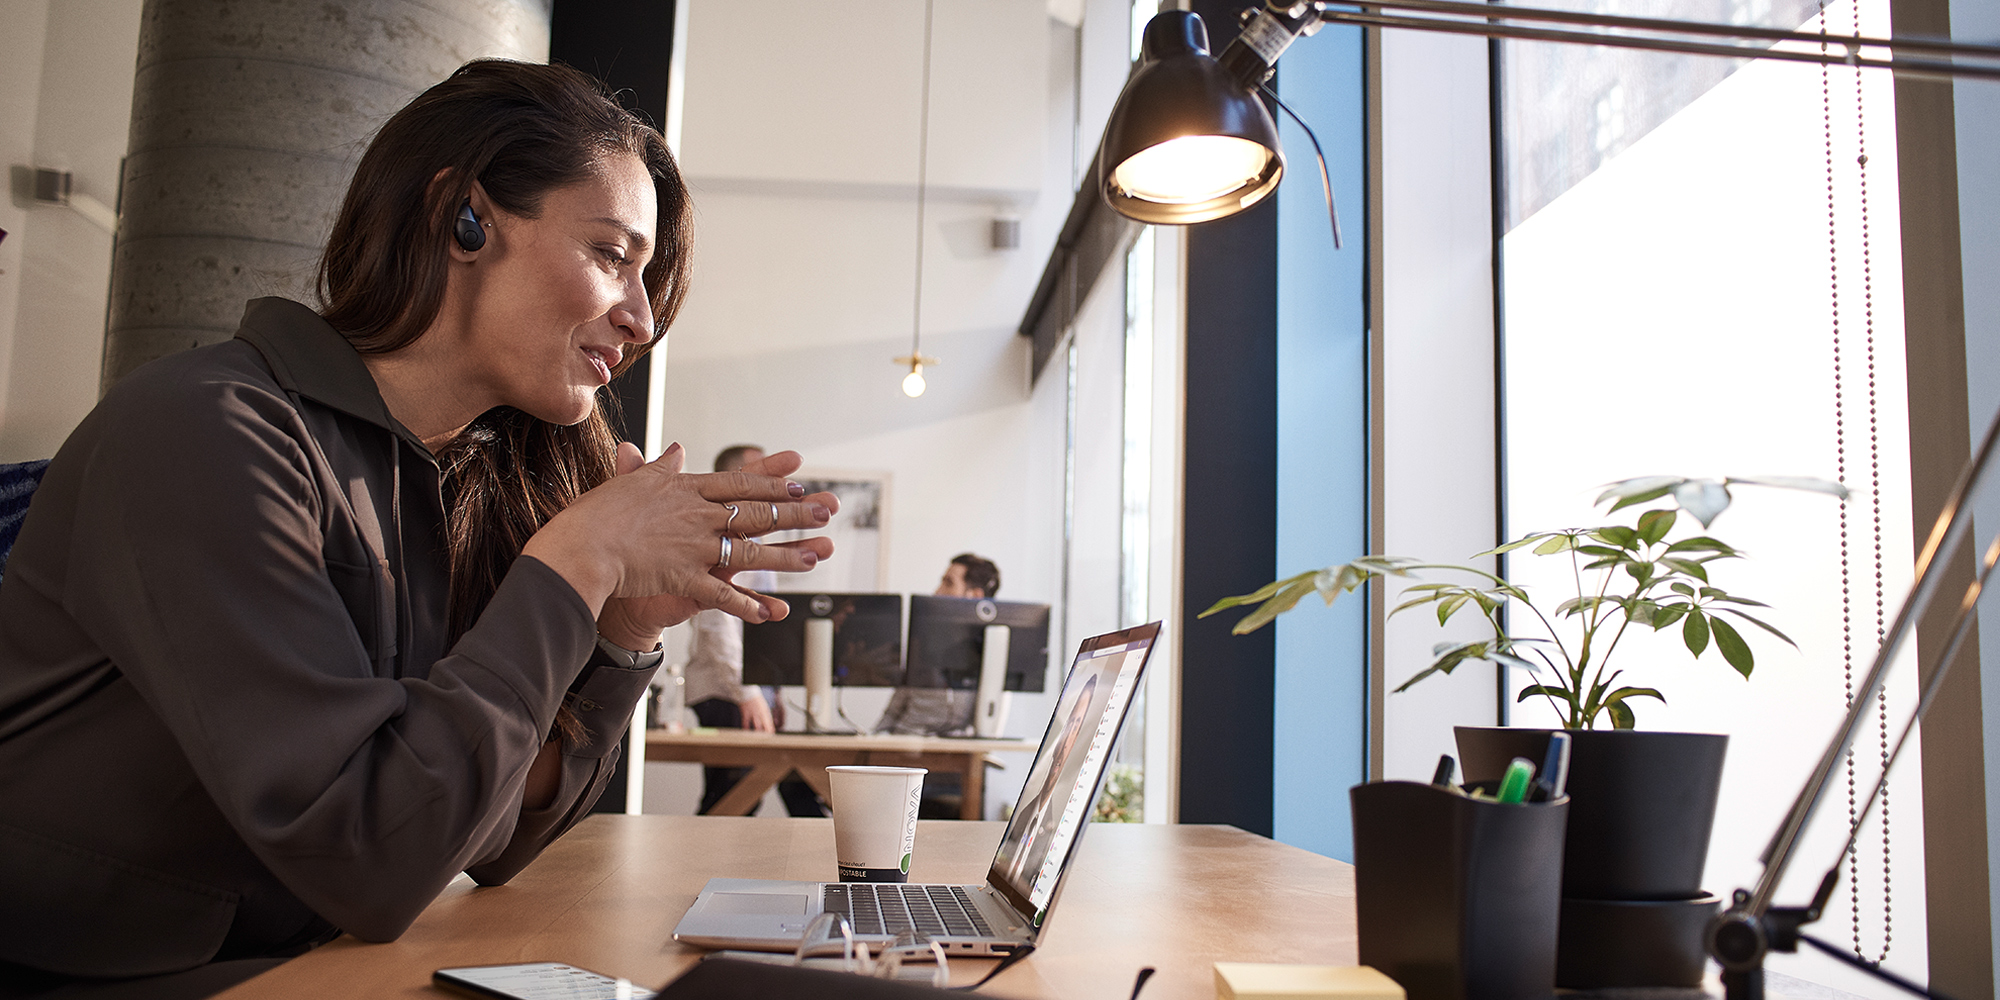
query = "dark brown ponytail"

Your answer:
(318, 60), (693, 645)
